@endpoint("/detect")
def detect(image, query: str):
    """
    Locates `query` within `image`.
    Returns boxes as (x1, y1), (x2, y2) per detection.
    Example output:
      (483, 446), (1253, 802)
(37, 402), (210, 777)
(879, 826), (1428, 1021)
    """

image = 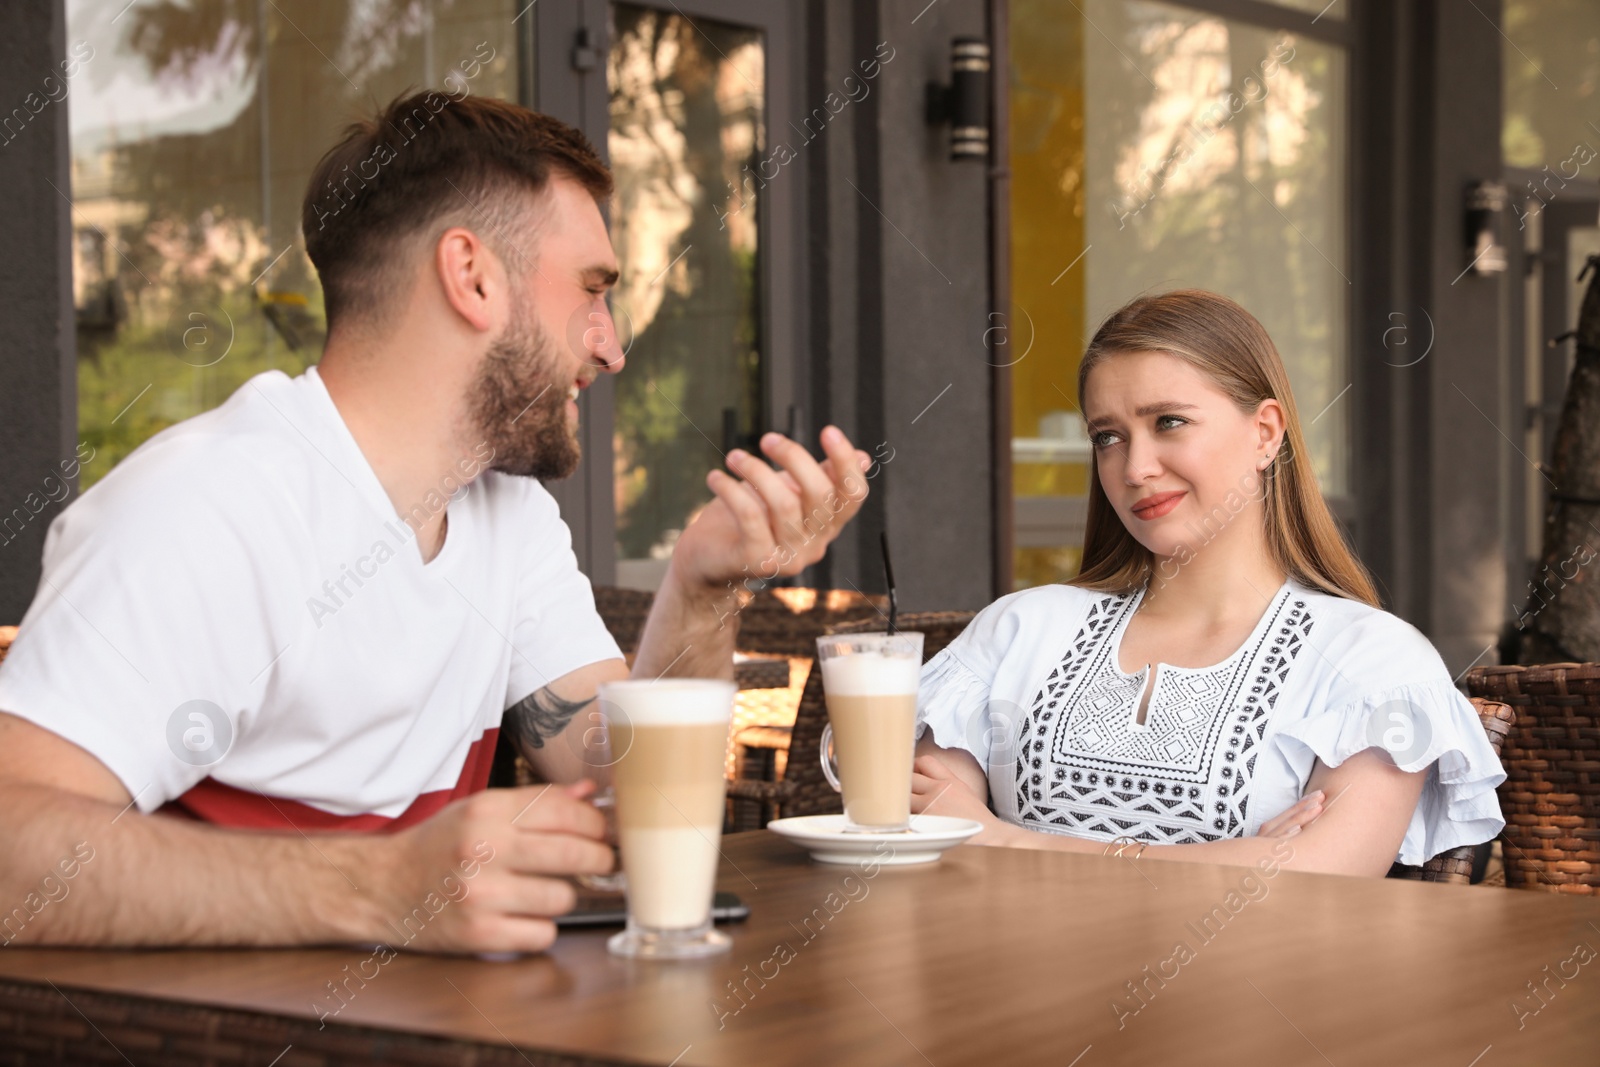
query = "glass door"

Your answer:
(606, 3), (768, 588)
(535, 0), (799, 588)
